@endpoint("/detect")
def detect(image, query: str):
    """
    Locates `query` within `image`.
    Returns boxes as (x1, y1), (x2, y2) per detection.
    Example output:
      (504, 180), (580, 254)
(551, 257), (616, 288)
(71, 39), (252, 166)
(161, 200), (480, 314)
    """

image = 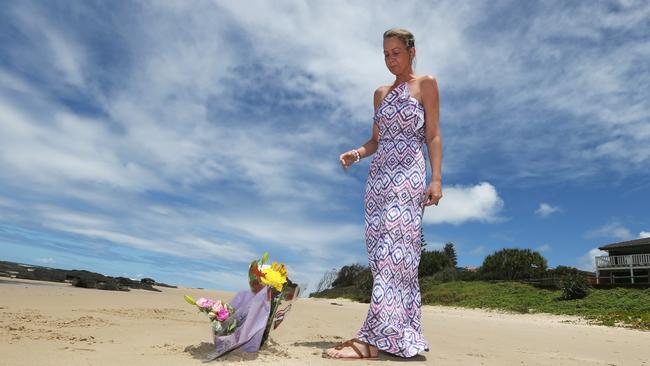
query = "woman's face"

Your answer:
(383, 37), (413, 75)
